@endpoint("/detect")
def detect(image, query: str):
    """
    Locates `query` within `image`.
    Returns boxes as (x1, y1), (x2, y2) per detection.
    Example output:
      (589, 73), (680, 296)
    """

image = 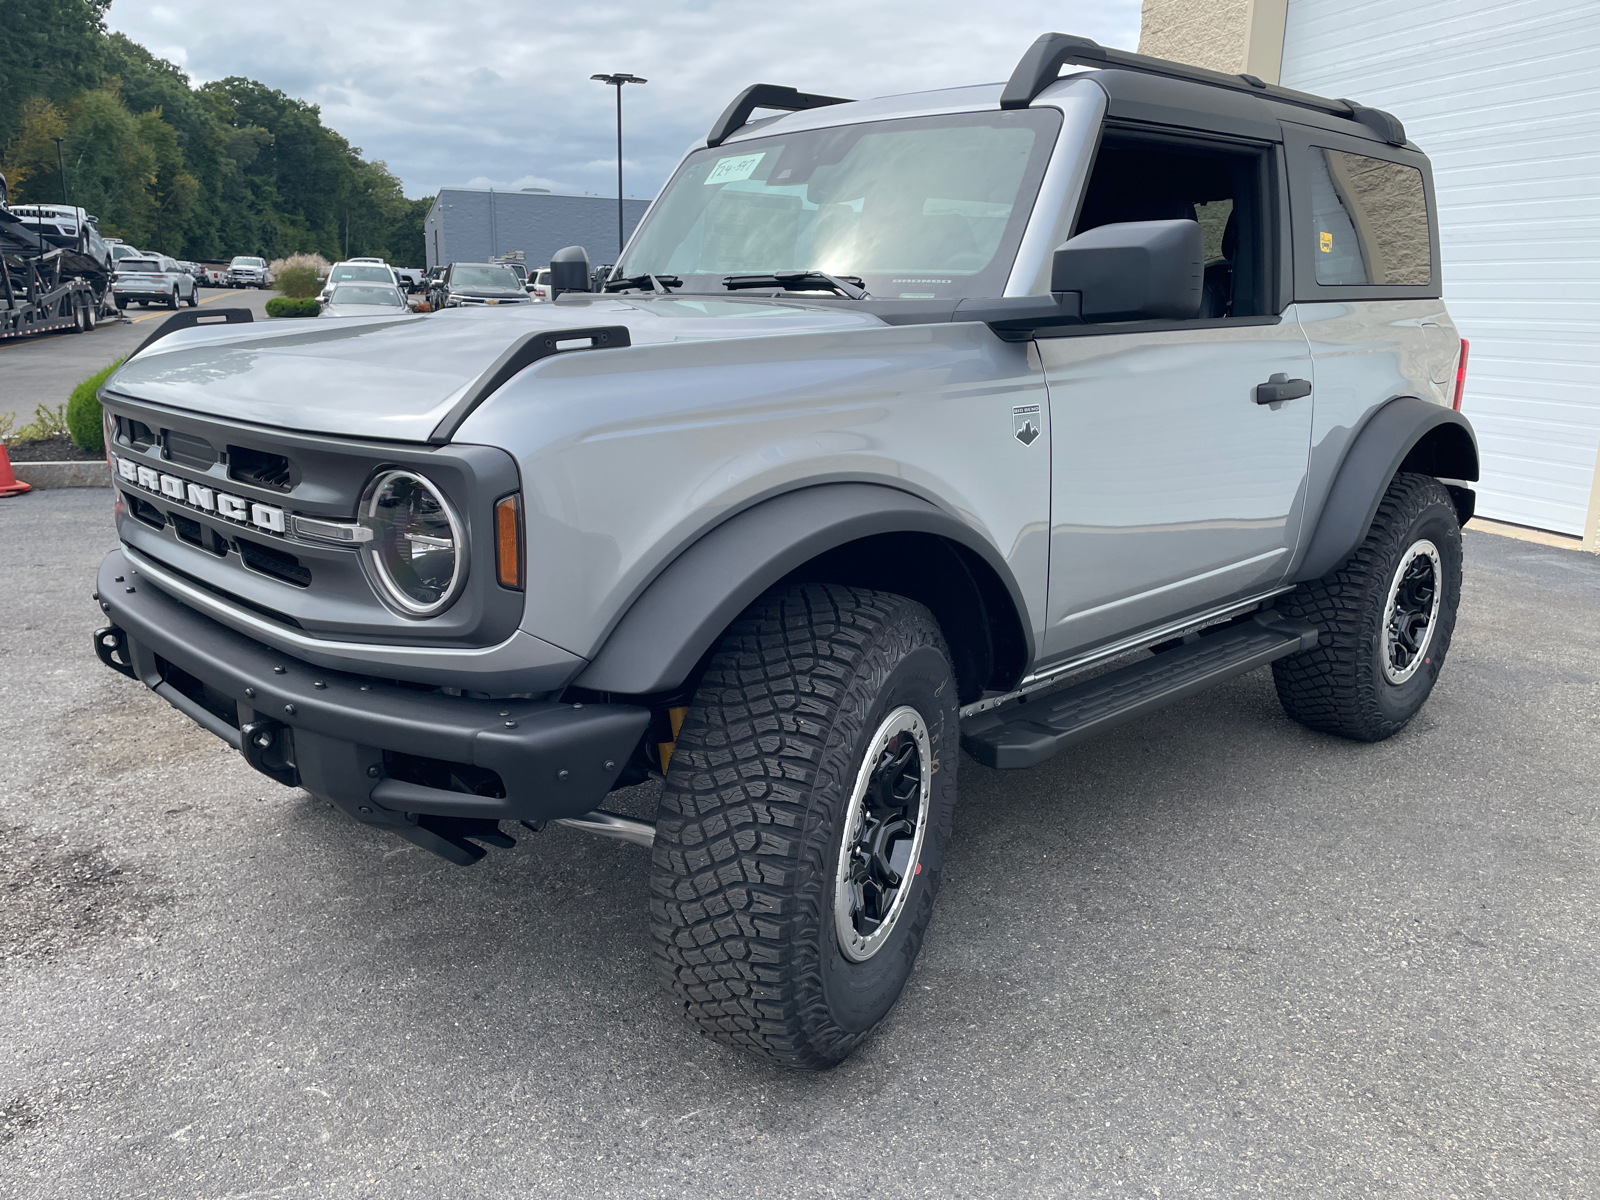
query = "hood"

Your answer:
(103, 294), (886, 442)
